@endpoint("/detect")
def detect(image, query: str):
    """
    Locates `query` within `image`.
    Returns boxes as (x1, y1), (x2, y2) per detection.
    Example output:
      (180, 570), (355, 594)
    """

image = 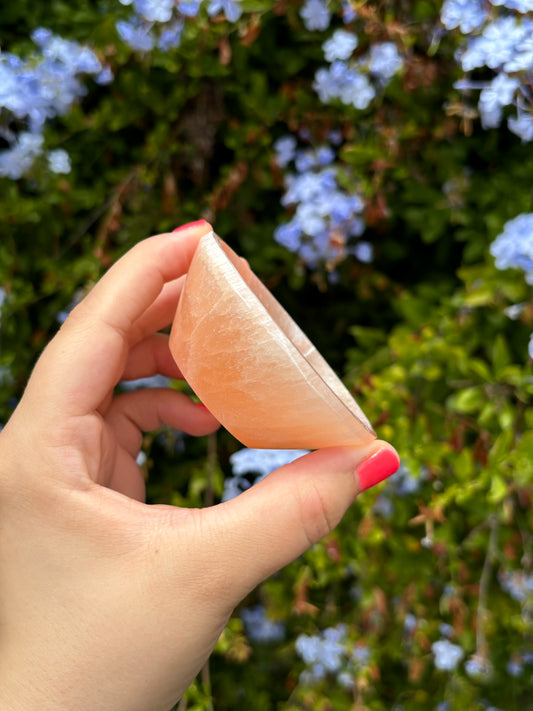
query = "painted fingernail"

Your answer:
(172, 220), (208, 233)
(195, 402), (210, 412)
(356, 449), (400, 492)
